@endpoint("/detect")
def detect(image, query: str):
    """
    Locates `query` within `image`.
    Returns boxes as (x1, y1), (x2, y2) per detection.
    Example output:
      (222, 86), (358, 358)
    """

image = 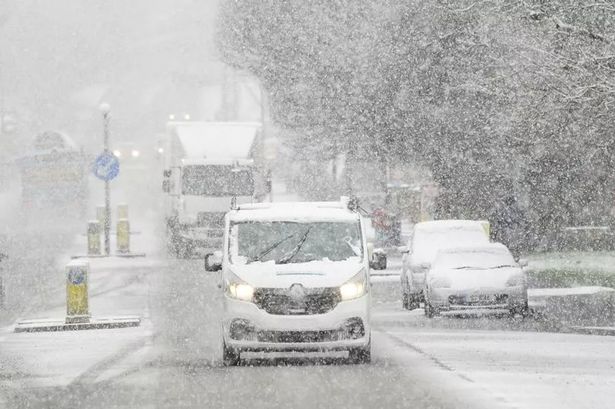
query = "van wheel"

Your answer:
(348, 341), (371, 364)
(222, 342), (240, 367)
